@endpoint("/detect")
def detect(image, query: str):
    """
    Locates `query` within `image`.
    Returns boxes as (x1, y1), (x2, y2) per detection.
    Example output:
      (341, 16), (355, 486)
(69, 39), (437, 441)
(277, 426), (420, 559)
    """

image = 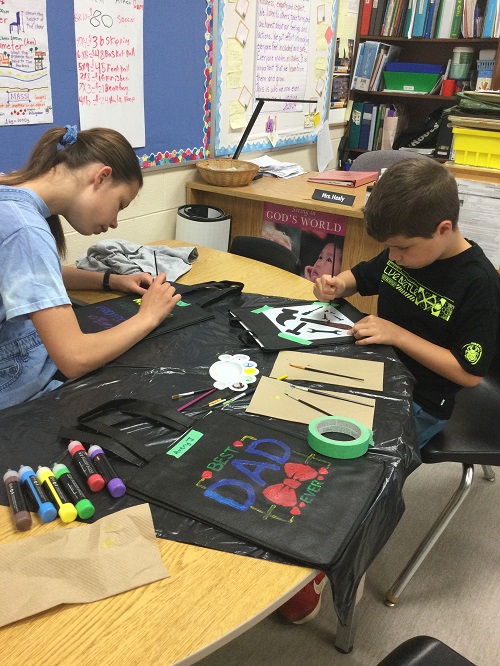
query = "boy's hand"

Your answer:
(313, 274), (347, 301)
(351, 315), (403, 347)
(137, 273), (181, 328)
